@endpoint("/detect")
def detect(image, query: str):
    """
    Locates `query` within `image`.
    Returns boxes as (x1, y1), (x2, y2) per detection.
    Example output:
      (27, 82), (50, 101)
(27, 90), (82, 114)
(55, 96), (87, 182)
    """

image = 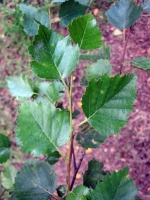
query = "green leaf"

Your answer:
(46, 151), (61, 165)
(66, 185), (89, 200)
(75, 0), (91, 6)
(76, 128), (106, 149)
(97, 44), (111, 60)
(16, 100), (70, 156)
(1, 164), (17, 190)
(57, 185), (68, 197)
(83, 159), (106, 189)
(14, 160), (56, 200)
(19, 4), (50, 36)
(29, 24), (79, 80)
(6, 76), (34, 99)
(79, 44), (111, 61)
(0, 133), (11, 163)
(86, 59), (112, 81)
(89, 167), (137, 200)
(142, 0), (150, 13)
(59, 0), (88, 27)
(69, 13), (103, 50)
(131, 57), (150, 72)
(72, 109), (80, 119)
(36, 81), (65, 104)
(82, 74), (136, 135)
(105, 0), (142, 29)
